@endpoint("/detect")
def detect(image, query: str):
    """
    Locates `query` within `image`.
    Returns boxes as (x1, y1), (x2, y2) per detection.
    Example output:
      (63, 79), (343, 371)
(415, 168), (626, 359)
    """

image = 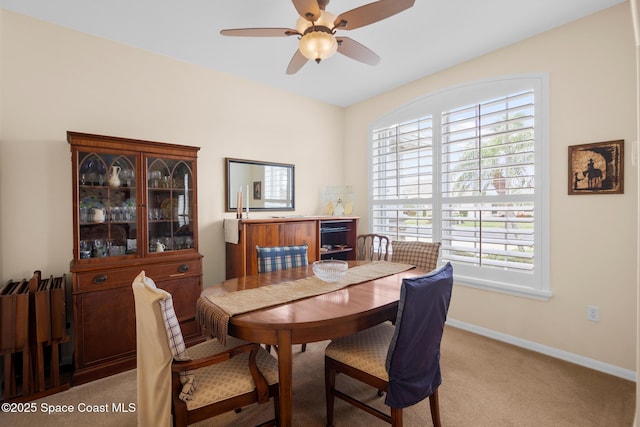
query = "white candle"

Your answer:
(246, 184), (250, 218)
